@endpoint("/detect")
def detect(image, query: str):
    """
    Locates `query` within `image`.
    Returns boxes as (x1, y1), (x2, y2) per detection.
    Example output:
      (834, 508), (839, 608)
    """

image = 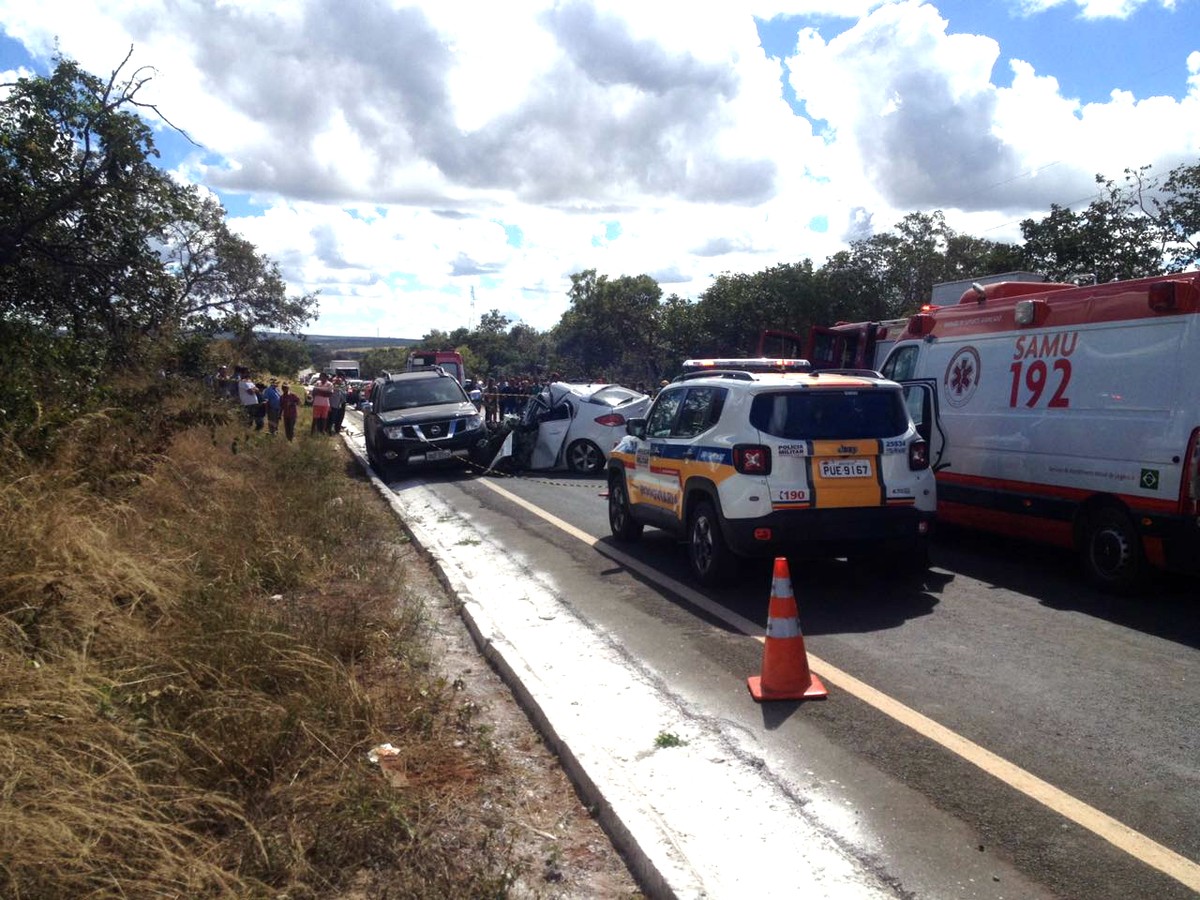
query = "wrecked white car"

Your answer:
(500, 383), (652, 474)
